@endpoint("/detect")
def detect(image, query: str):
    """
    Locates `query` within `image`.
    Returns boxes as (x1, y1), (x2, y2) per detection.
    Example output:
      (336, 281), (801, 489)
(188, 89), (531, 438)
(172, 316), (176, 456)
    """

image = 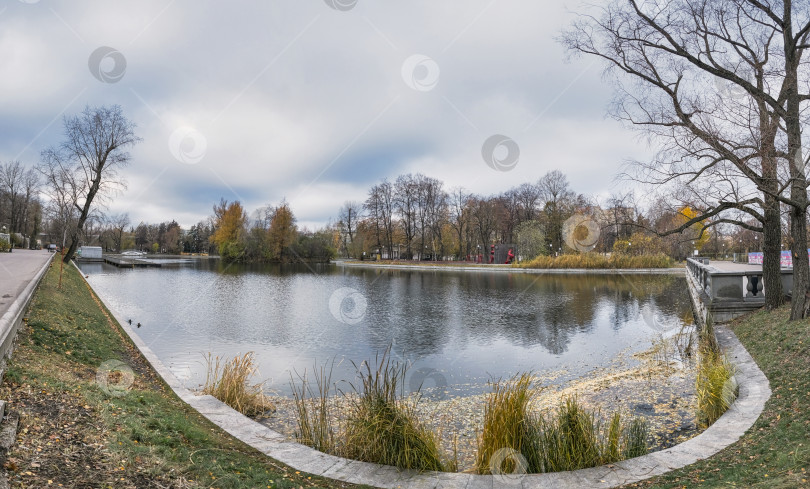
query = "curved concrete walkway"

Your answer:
(78, 265), (769, 489)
